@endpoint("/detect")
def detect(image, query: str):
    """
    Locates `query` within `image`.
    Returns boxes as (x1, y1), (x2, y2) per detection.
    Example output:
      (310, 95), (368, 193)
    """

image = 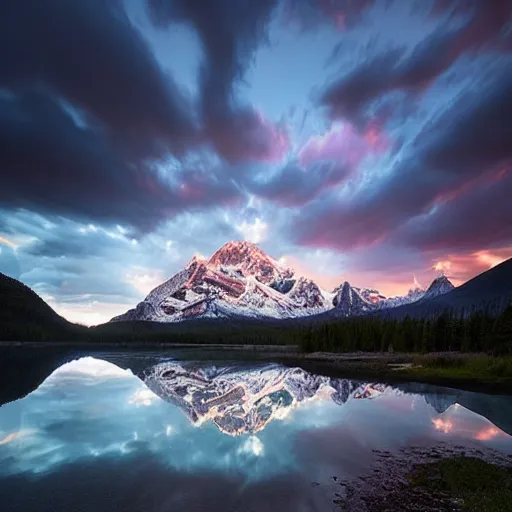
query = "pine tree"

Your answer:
(492, 305), (512, 355)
